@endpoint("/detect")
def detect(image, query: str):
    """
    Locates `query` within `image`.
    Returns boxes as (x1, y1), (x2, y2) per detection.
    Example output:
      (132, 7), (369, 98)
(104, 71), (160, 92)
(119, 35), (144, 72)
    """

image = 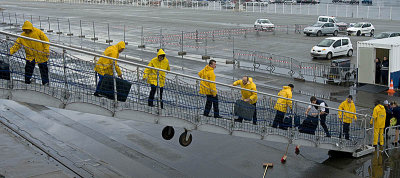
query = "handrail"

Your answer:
(0, 30), (370, 118)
